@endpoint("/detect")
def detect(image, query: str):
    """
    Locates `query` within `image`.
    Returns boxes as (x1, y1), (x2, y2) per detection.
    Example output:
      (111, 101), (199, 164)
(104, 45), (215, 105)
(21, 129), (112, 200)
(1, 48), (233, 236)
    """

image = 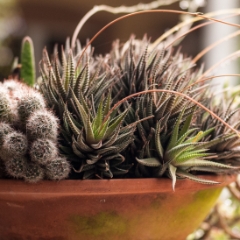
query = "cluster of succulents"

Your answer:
(0, 6), (240, 187)
(40, 36), (240, 187)
(0, 79), (70, 182)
